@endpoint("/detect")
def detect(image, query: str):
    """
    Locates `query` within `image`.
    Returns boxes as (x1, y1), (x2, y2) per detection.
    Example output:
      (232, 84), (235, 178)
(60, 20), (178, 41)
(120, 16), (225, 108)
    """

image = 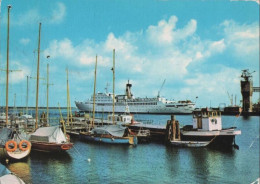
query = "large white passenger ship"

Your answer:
(75, 82), (196, 114)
